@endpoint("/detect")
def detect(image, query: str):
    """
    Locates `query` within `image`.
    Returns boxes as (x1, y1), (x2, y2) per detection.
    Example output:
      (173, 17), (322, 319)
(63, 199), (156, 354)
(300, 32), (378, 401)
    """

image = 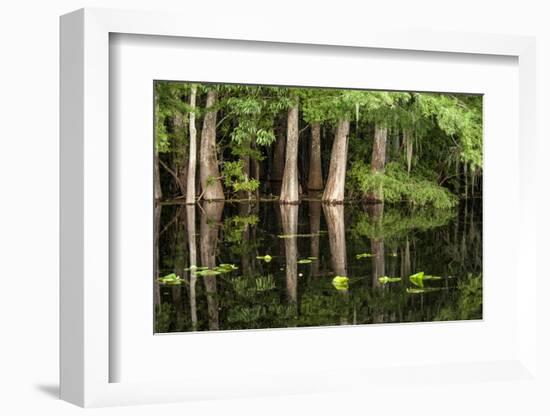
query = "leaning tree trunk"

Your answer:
(366, 124), (387, 202)
(199, 90), (225, 201)
(308, 122), (323, 191)
(322, 119), (350, 203)
(186, 85), (197, 204)
(280, 102), (300, 203)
